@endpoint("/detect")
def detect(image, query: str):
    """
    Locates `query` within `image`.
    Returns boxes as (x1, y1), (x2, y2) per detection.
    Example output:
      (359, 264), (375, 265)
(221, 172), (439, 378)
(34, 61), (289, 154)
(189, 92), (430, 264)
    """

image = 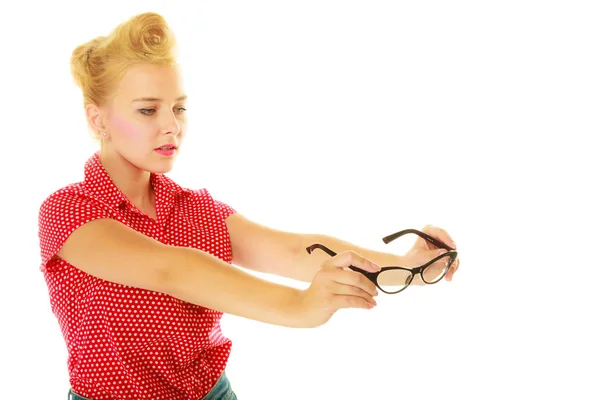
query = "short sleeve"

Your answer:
(38, 191), (112, 269)
(213, 199), (237, 221)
